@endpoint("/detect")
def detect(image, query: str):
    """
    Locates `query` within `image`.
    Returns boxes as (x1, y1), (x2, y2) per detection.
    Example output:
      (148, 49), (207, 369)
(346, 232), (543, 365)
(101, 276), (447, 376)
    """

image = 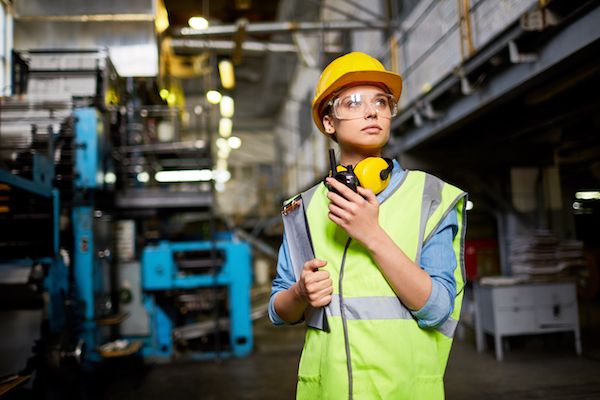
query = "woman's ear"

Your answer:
(322, 115), (335, 134)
